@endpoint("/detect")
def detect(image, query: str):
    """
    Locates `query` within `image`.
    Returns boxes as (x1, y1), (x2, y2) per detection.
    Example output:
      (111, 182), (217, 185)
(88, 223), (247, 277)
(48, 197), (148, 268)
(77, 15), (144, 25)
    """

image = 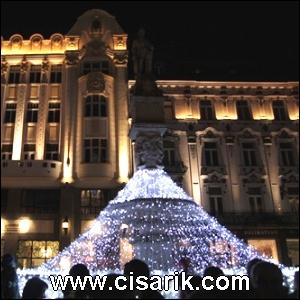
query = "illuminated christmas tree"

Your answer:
(39, 165), (262, 274)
